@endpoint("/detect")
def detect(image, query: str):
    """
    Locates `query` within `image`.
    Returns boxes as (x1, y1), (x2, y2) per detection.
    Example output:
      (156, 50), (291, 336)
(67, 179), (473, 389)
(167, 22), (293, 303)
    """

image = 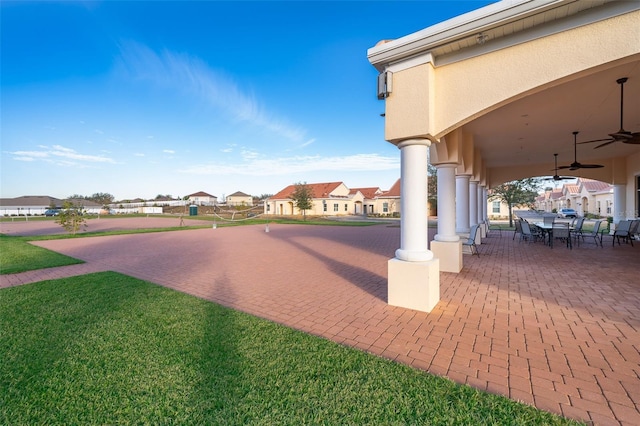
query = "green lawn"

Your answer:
(0, 234), (83, 274)
(1, 272), (582, 425)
